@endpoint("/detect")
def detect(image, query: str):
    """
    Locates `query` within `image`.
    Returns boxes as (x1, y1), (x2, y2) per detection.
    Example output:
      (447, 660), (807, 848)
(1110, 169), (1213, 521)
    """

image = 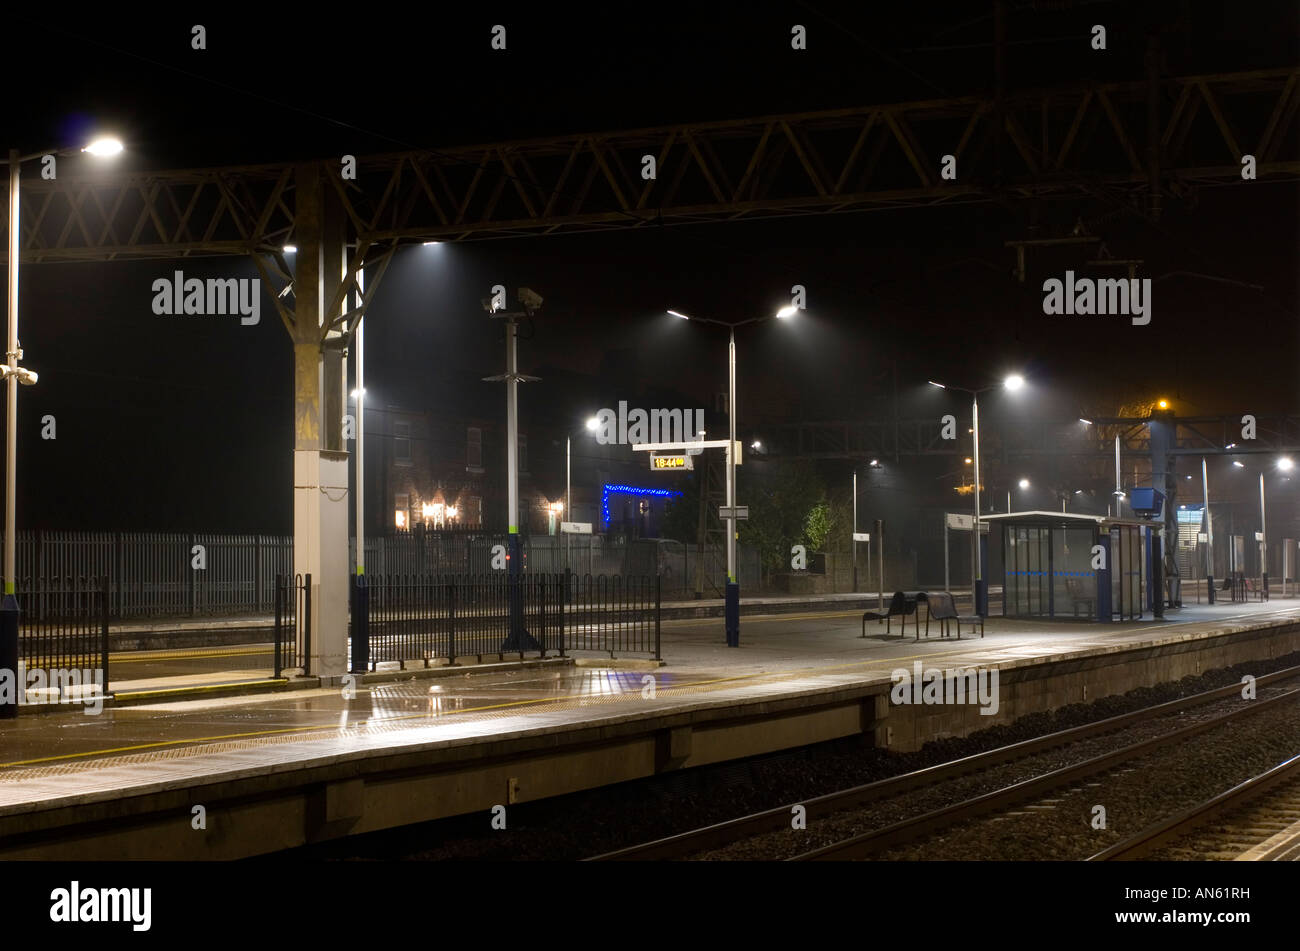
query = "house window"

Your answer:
(467, 427), (482, 469)
(468, 496), (482, 527)
(394, 493), (409, 531)
(518, 434), (528, 474)
(394, 420), (411, 465)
